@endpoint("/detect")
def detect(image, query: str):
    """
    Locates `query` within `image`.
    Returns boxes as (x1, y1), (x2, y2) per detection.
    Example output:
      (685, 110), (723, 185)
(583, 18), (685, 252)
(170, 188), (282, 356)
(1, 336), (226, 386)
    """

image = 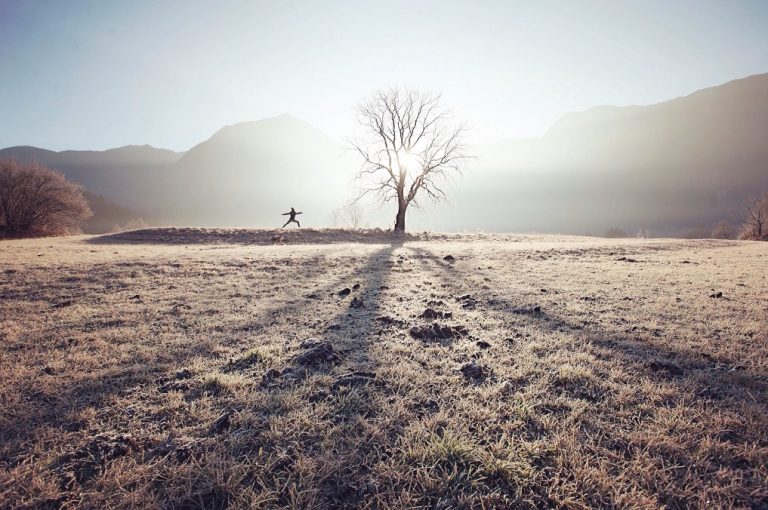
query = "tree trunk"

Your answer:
(394, 199), (407, 232)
